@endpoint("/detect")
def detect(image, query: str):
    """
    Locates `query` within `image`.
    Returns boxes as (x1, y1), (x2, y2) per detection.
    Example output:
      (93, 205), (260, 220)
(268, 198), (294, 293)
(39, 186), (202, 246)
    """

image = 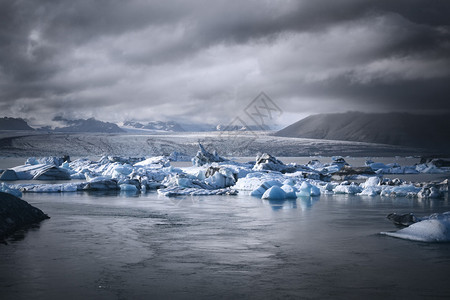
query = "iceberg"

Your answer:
(234, 173), (285, 191)
(192, 143), (226, 166)
(262, 186), (286, 200)
(333, 182), (362, 194)
(0, 183), (22, 198)
(25, 156), (67, 166)
(281, 184), (297, 199)
(0, 169), (19, 181)
(249, 180), (283, 197)
(295, 181), (321, 197)
(134, 156), (170, 168)
(16, 183), (80, 193)
(82, 177), (119, 191)
(381, 212), (450, 242)
(11, 164), (71, 180)
(157, 187), (237, 197)
(120, 184), (139, 193)
(204, 166), (237, 188)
